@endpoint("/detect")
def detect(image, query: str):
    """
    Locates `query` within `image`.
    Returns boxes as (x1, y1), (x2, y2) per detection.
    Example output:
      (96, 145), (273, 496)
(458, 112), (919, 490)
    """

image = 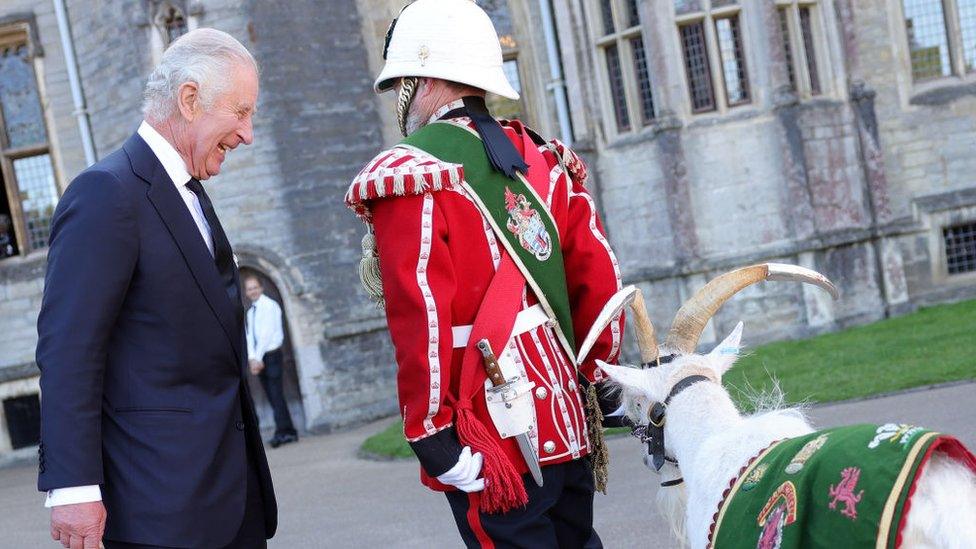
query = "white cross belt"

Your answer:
(451, 304), (551, 349)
